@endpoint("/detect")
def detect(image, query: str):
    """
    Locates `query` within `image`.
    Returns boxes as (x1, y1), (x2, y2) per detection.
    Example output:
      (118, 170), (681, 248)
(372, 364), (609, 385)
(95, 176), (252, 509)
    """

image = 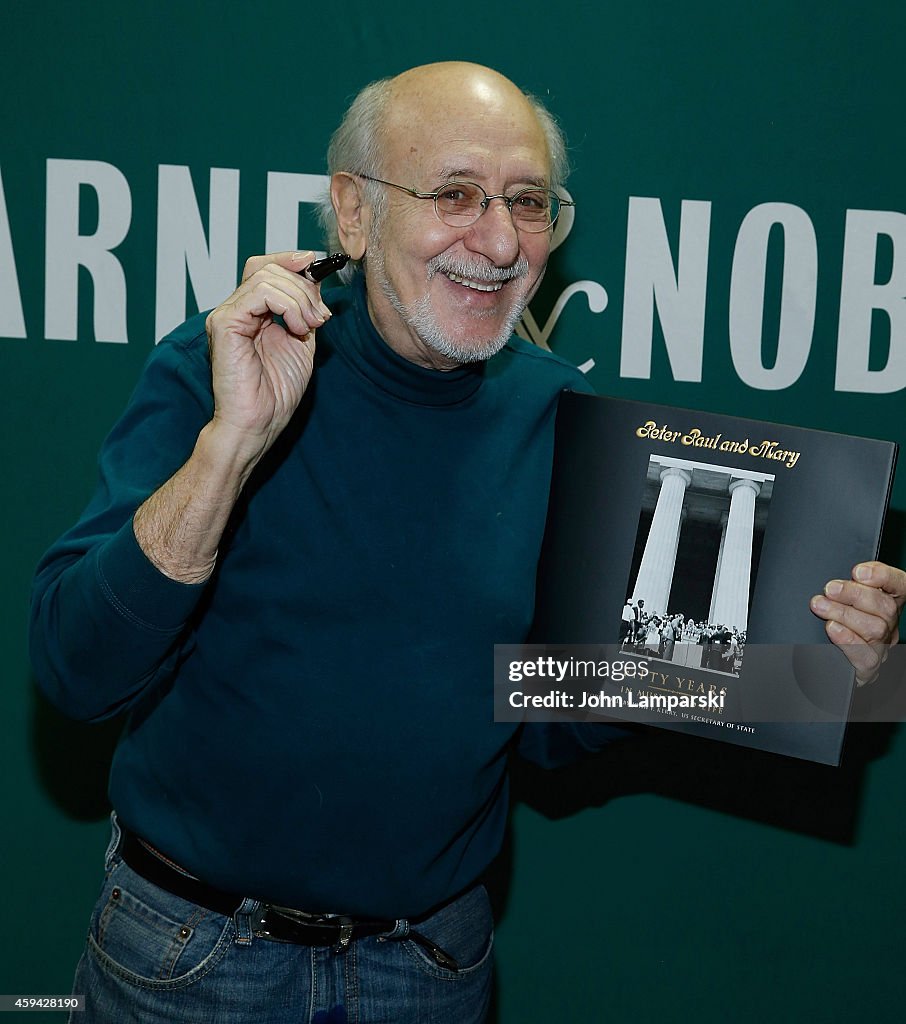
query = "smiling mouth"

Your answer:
(443, 271), (504, 293)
